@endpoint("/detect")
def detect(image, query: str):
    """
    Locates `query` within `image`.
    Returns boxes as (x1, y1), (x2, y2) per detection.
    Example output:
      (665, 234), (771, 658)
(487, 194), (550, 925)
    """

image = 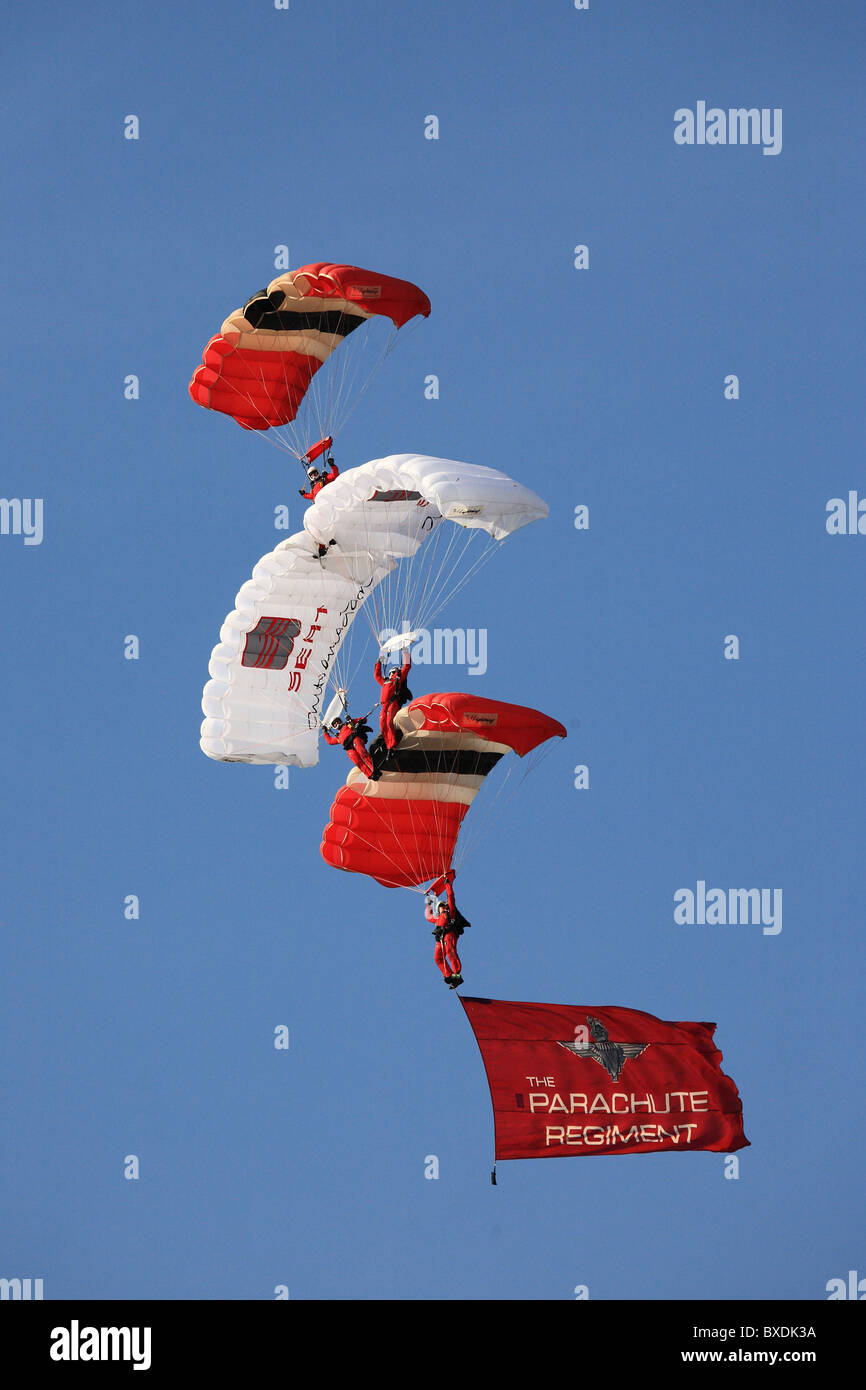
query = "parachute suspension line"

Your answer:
(281, 300), (330, 459)
(345, 312), (420, 441)
(299, 313), (399, 459)
(331, 315), (395, 456)
(328, 638), (370, 719)
(371, 527), (501, 681)
(452, 756), (520, 871)
(371, 523), (497, 653)
(324, 304), (359, 438)
(391, 523), (460, 651)
(329, 311), (416, 456)
(272, 294), (306, 458)
(235, 420), (299, 464)
(418, 532), (501, 631)
(334, 319), (399, 439)
(315, 304), (347, 448)
(453, 740), (559, 875)
(402, 518), (464, 630)
(368, 523), (491, 663)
